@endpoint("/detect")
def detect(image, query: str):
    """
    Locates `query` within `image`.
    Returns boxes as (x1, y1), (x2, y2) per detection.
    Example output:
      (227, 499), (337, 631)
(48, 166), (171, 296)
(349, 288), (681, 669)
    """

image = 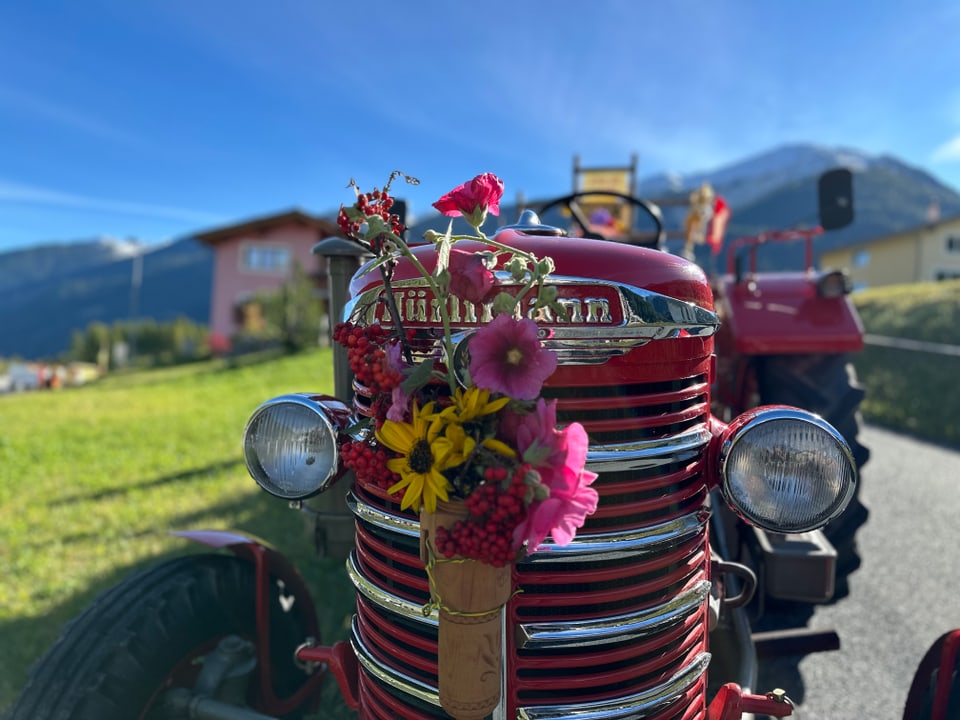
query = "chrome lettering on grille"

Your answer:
(376, 286), (612, 327)
(584, 297), (613, 324)
(343, 273), (719, 365)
